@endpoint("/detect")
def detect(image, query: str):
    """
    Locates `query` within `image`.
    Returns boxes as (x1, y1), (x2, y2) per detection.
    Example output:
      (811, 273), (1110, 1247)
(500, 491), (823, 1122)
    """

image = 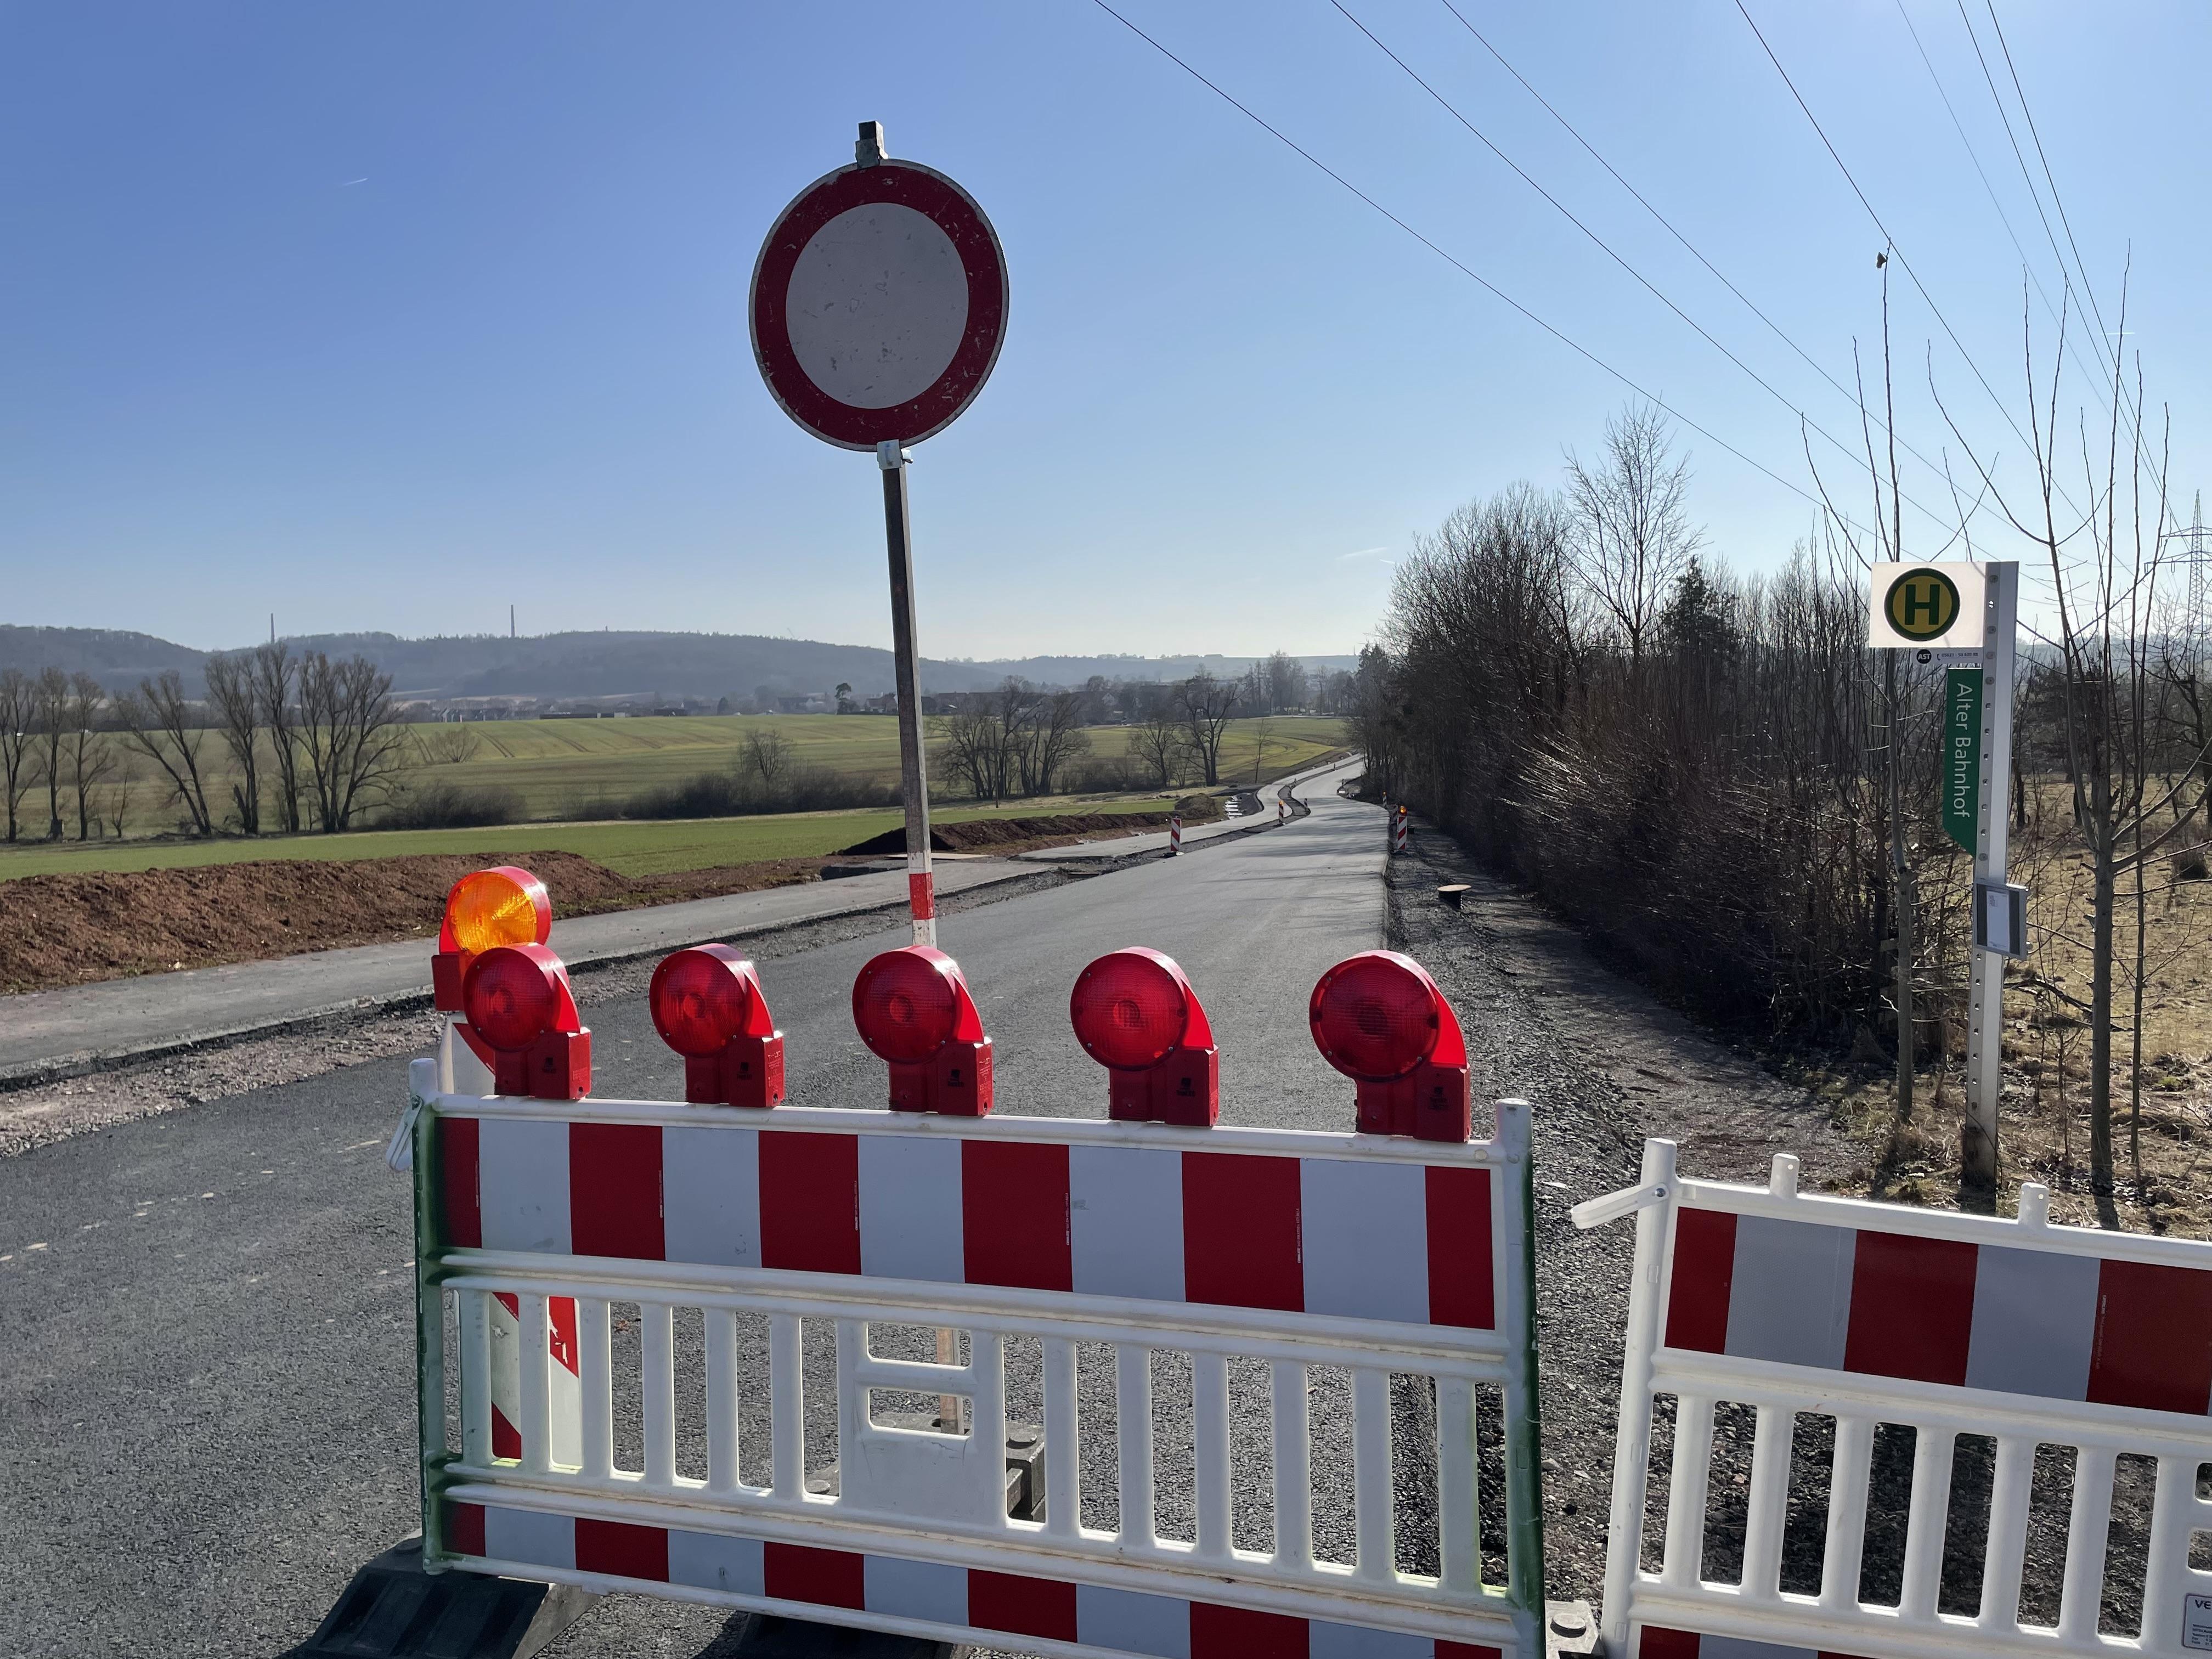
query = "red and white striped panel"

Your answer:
(438, 1119), (1497, 1329)
(487, 1291), (580, 1465)
(1636, 1627), (1873, 1659)
(1664, 1207), (2212, 1414)
(445, 1500), (1503, 1658)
